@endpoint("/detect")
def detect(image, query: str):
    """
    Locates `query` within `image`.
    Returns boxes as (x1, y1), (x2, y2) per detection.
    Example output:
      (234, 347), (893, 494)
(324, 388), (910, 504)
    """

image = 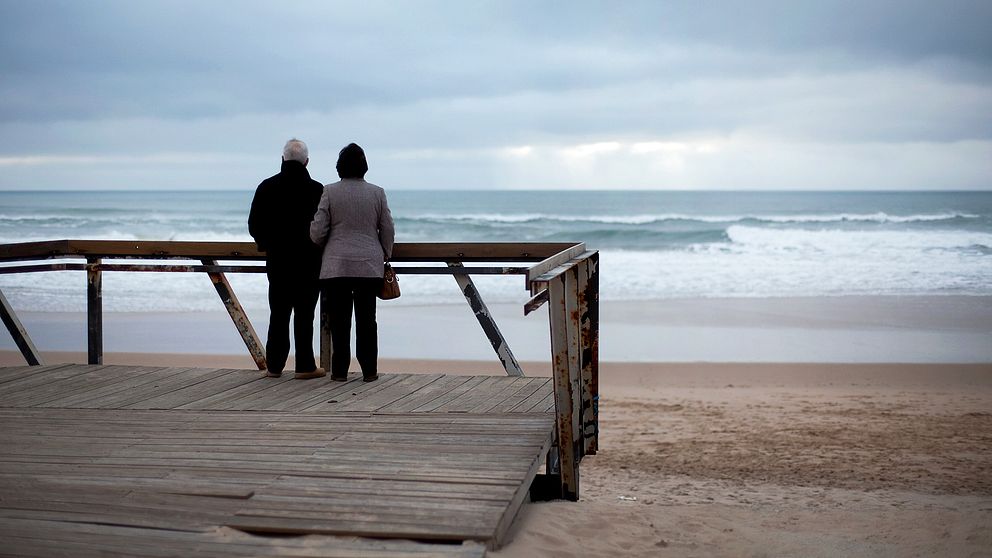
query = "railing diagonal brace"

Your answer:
(447, 262), (524, 377)
(0, 288), (44, 366)
(201, 259), (266, 371)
